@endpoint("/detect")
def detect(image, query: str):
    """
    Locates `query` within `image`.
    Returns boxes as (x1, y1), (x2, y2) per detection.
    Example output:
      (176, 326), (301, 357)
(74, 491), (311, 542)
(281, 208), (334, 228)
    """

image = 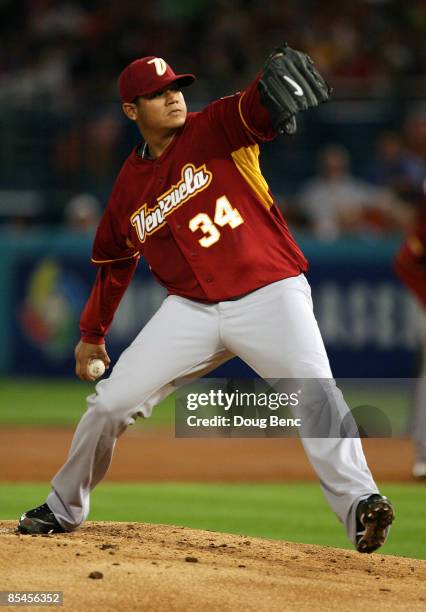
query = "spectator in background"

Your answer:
(298, 145), (386, 240)
(64, 193), (101, 235)
(369, 131), (426, 192)
(0, 0), (423, 109)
